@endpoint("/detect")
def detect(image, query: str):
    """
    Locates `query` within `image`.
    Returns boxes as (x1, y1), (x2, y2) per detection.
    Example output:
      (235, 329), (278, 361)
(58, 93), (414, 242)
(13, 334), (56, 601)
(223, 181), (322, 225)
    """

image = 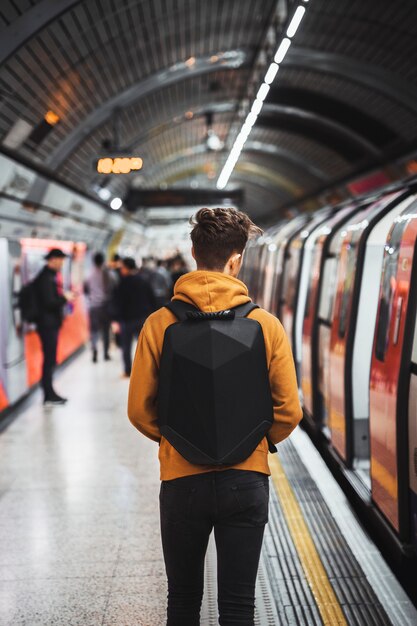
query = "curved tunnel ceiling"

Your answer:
(0, 0), (417, 222)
